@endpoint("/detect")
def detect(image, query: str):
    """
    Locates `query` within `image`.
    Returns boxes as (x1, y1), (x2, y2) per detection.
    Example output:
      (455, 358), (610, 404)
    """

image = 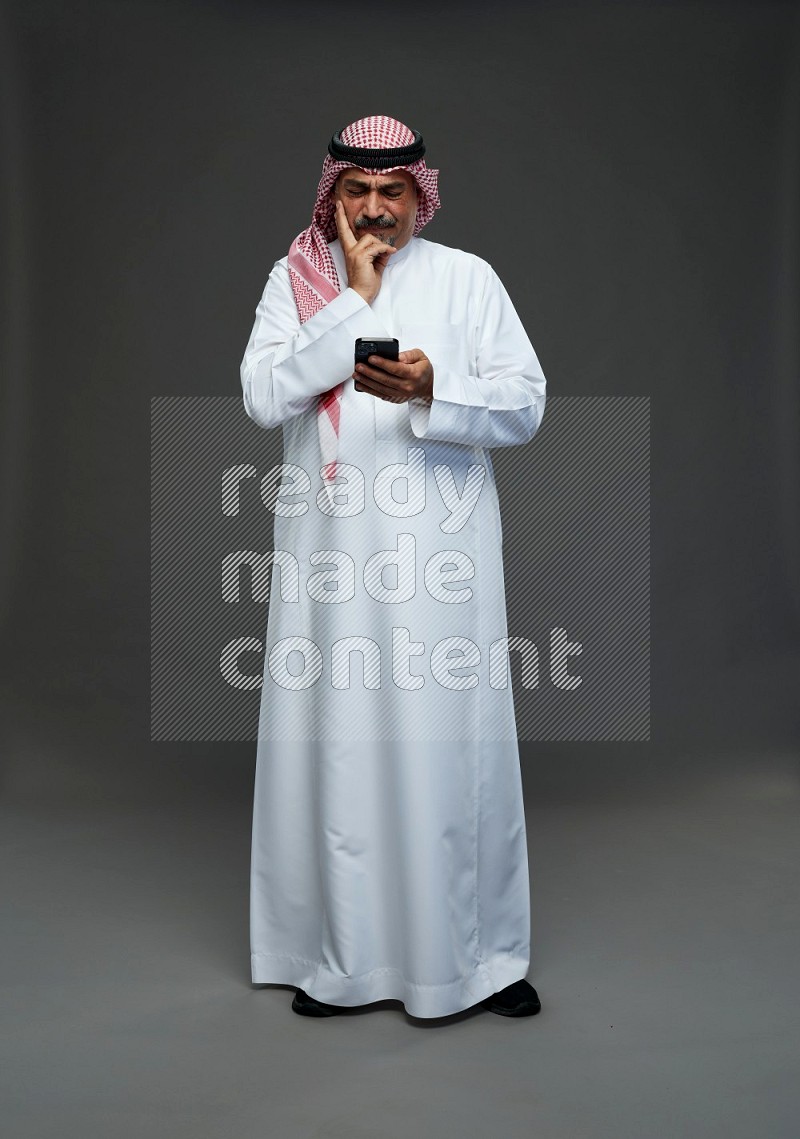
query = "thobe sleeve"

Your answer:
(240, 260), (391, 430)
(407, 264), (546, 448)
